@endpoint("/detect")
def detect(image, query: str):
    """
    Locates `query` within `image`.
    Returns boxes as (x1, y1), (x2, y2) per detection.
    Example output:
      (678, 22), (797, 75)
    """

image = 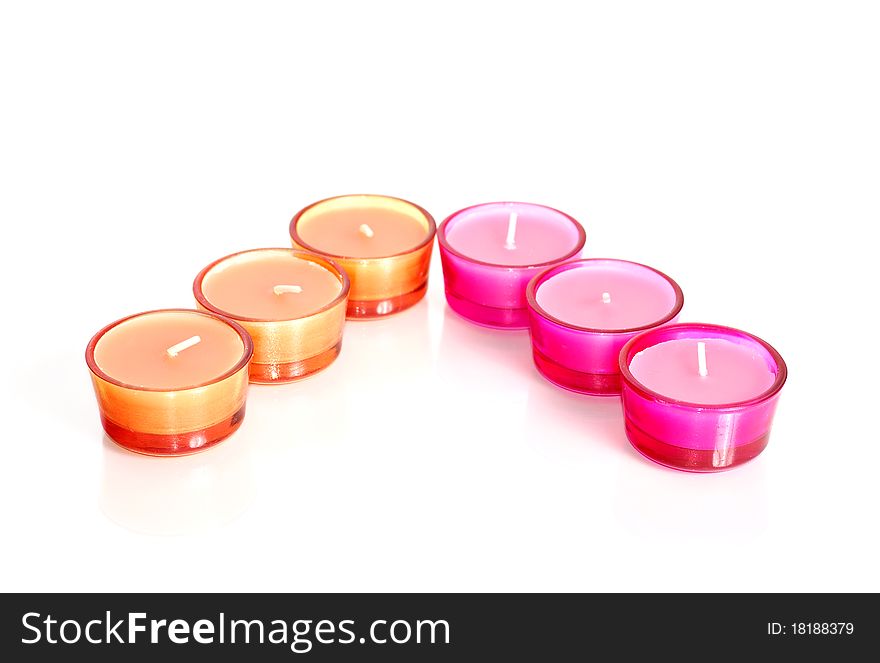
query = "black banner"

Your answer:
(1, 593), (874, 660)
